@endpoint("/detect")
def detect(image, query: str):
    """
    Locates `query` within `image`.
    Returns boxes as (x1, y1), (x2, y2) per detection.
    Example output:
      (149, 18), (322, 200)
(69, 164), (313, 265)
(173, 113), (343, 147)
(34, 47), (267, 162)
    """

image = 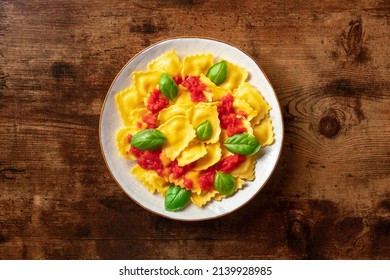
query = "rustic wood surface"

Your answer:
(1, 0), (389, 260)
